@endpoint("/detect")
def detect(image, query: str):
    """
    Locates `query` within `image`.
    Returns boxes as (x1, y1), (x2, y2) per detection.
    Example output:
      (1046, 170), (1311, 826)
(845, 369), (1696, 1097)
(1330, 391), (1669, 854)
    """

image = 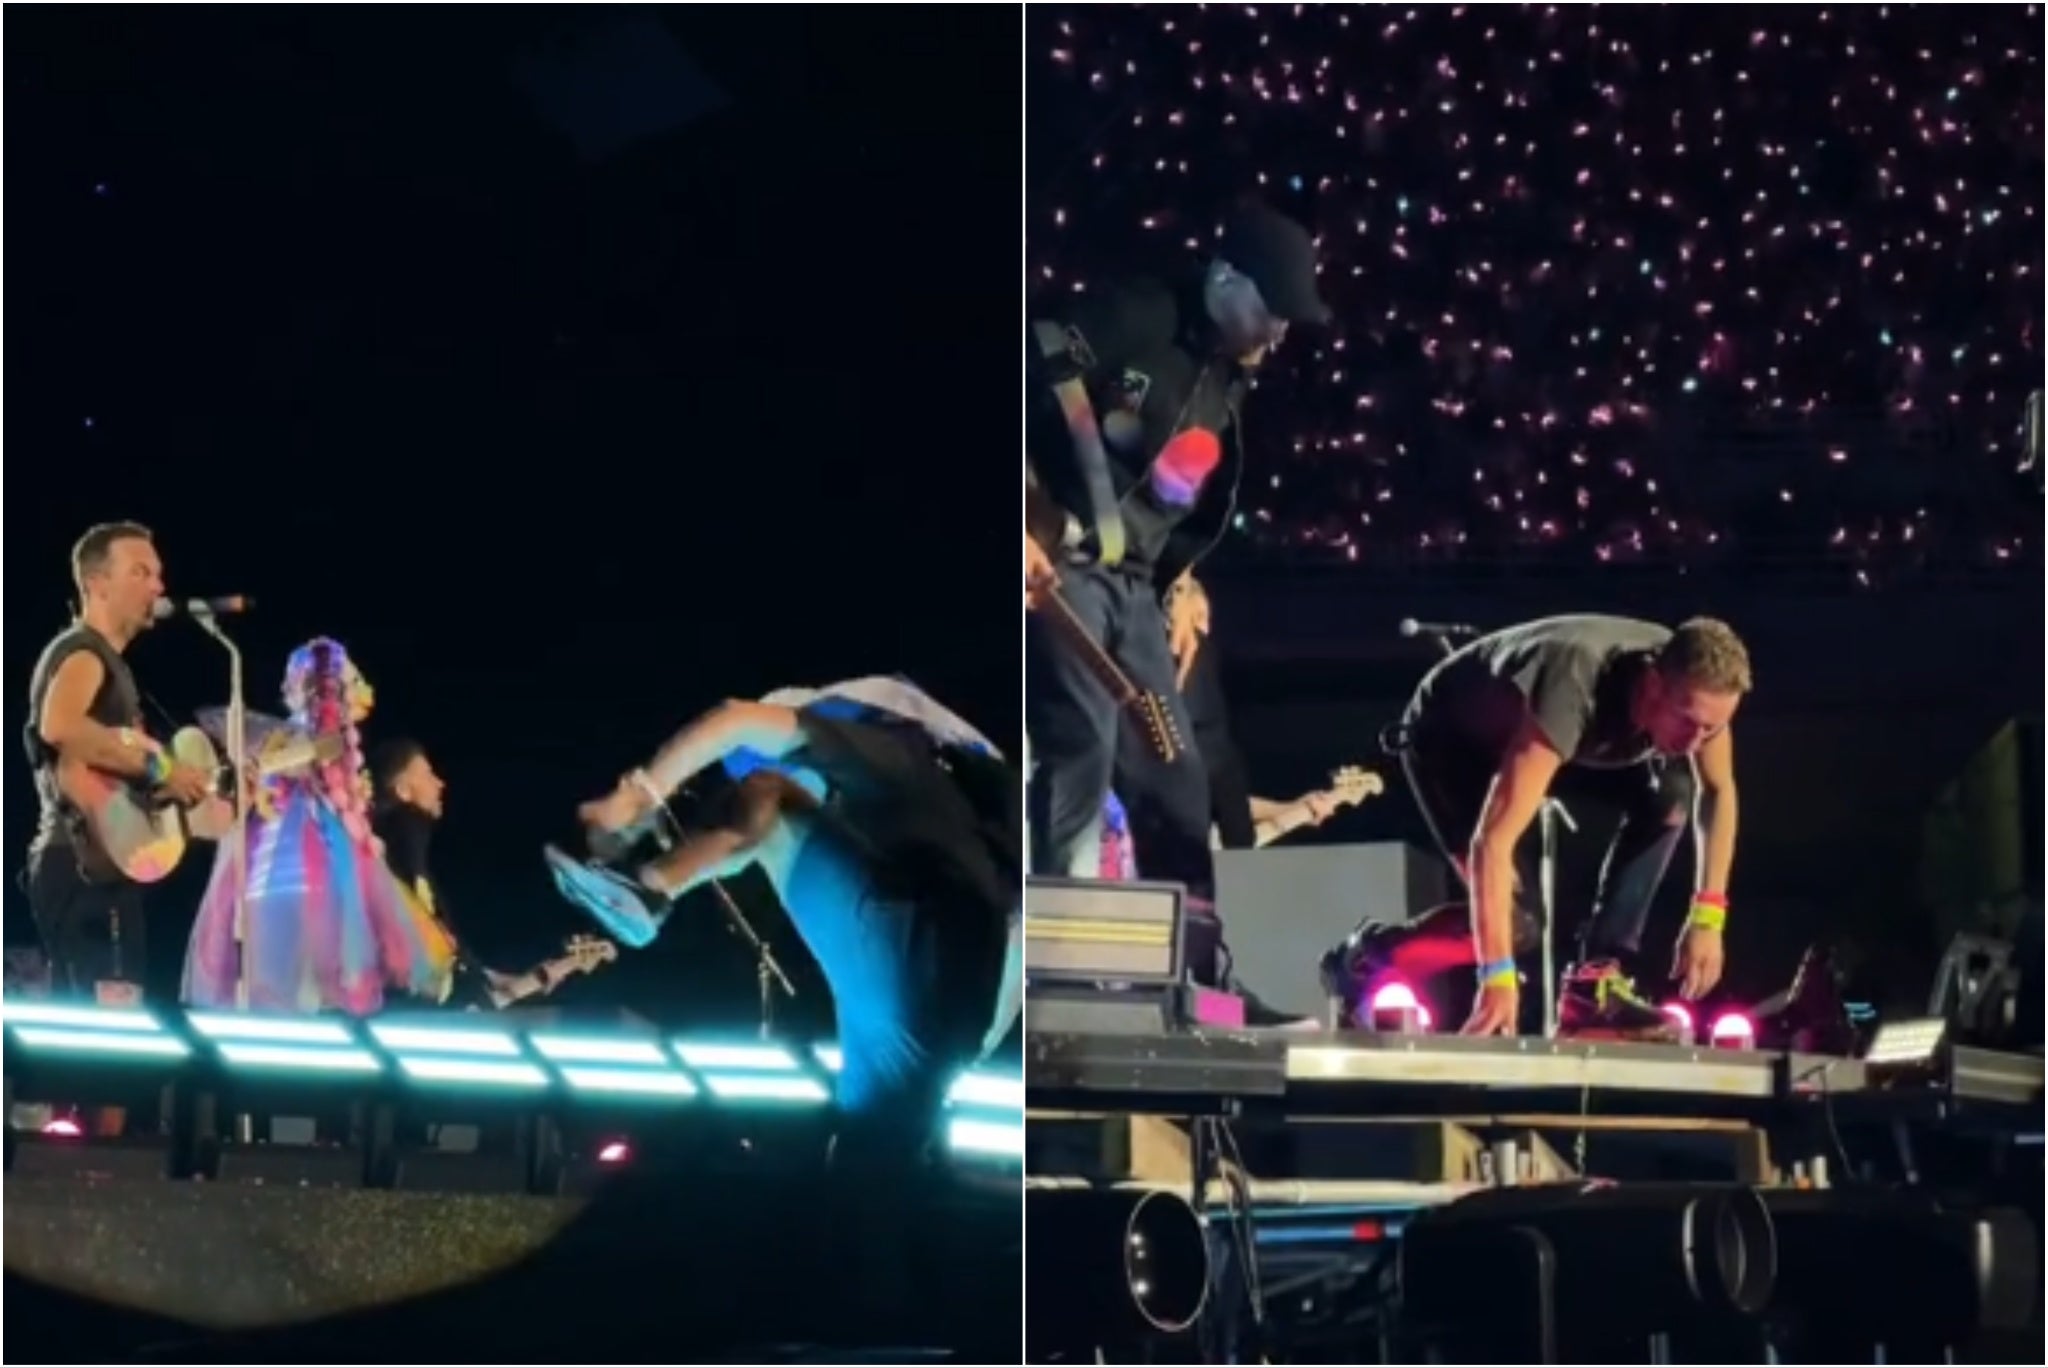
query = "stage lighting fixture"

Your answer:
(1659, 1002), (1697, 1046)
(1367, 980), (1435, 1034)
(1864, 1016), (1950, 1070)
(1, 1000), (1024, 1169)
(1026, 1184), (1213, 1352)
(1757, 1190), (2039, 1345)
(1401, 1183), (1777, 1338)
(1708, 1012), (1757, 1050)
(1928, 932), (2028, 1050)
